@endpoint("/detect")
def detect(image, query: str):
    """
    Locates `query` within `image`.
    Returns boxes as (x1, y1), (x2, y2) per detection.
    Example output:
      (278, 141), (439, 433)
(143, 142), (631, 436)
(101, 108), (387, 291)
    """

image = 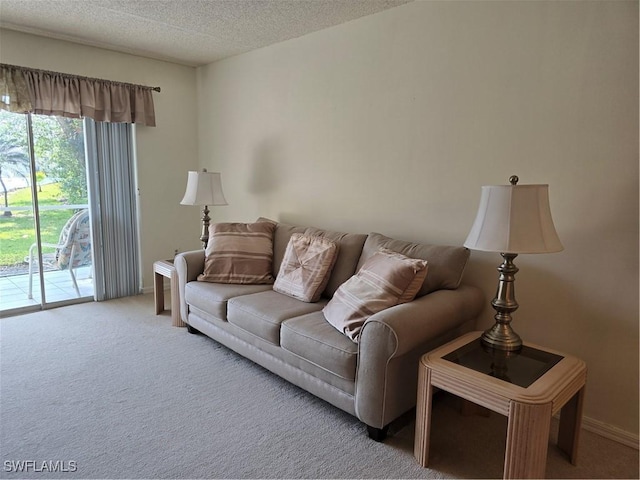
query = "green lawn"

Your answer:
(0, 183), (84, 266)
